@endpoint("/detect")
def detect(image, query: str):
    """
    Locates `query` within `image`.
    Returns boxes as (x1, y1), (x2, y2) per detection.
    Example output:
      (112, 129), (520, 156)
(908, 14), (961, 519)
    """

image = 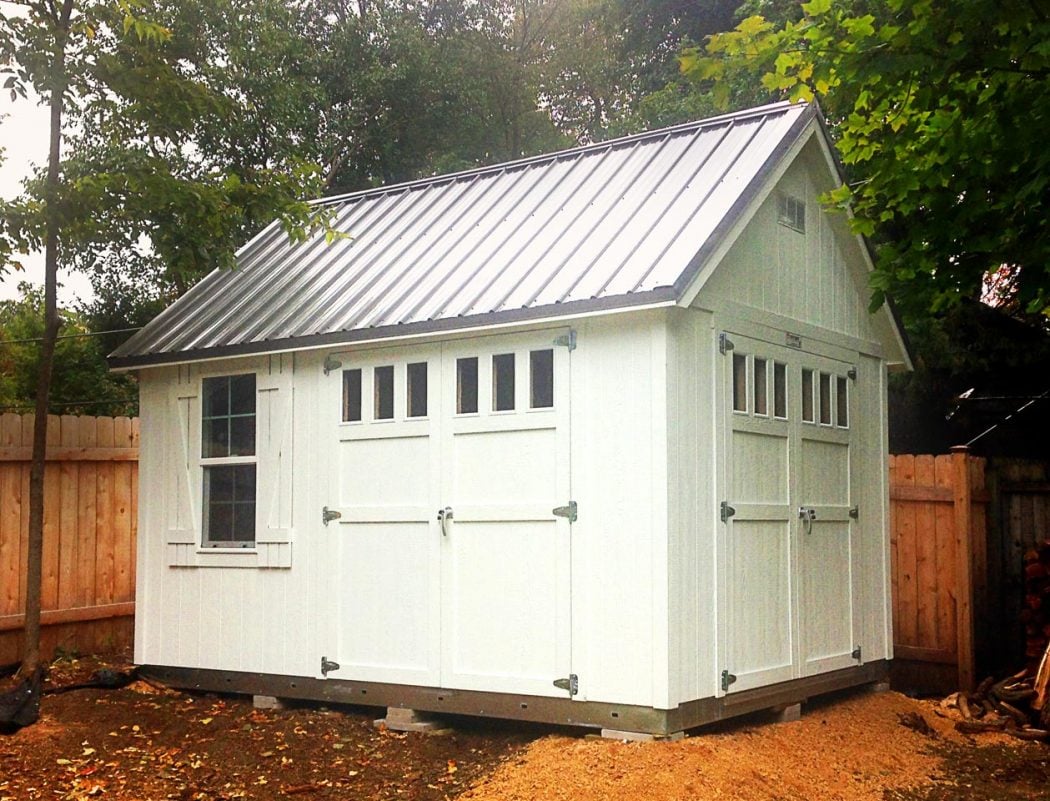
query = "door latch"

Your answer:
(798, 506), (817, 535)
(437, 506), (454, 536)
